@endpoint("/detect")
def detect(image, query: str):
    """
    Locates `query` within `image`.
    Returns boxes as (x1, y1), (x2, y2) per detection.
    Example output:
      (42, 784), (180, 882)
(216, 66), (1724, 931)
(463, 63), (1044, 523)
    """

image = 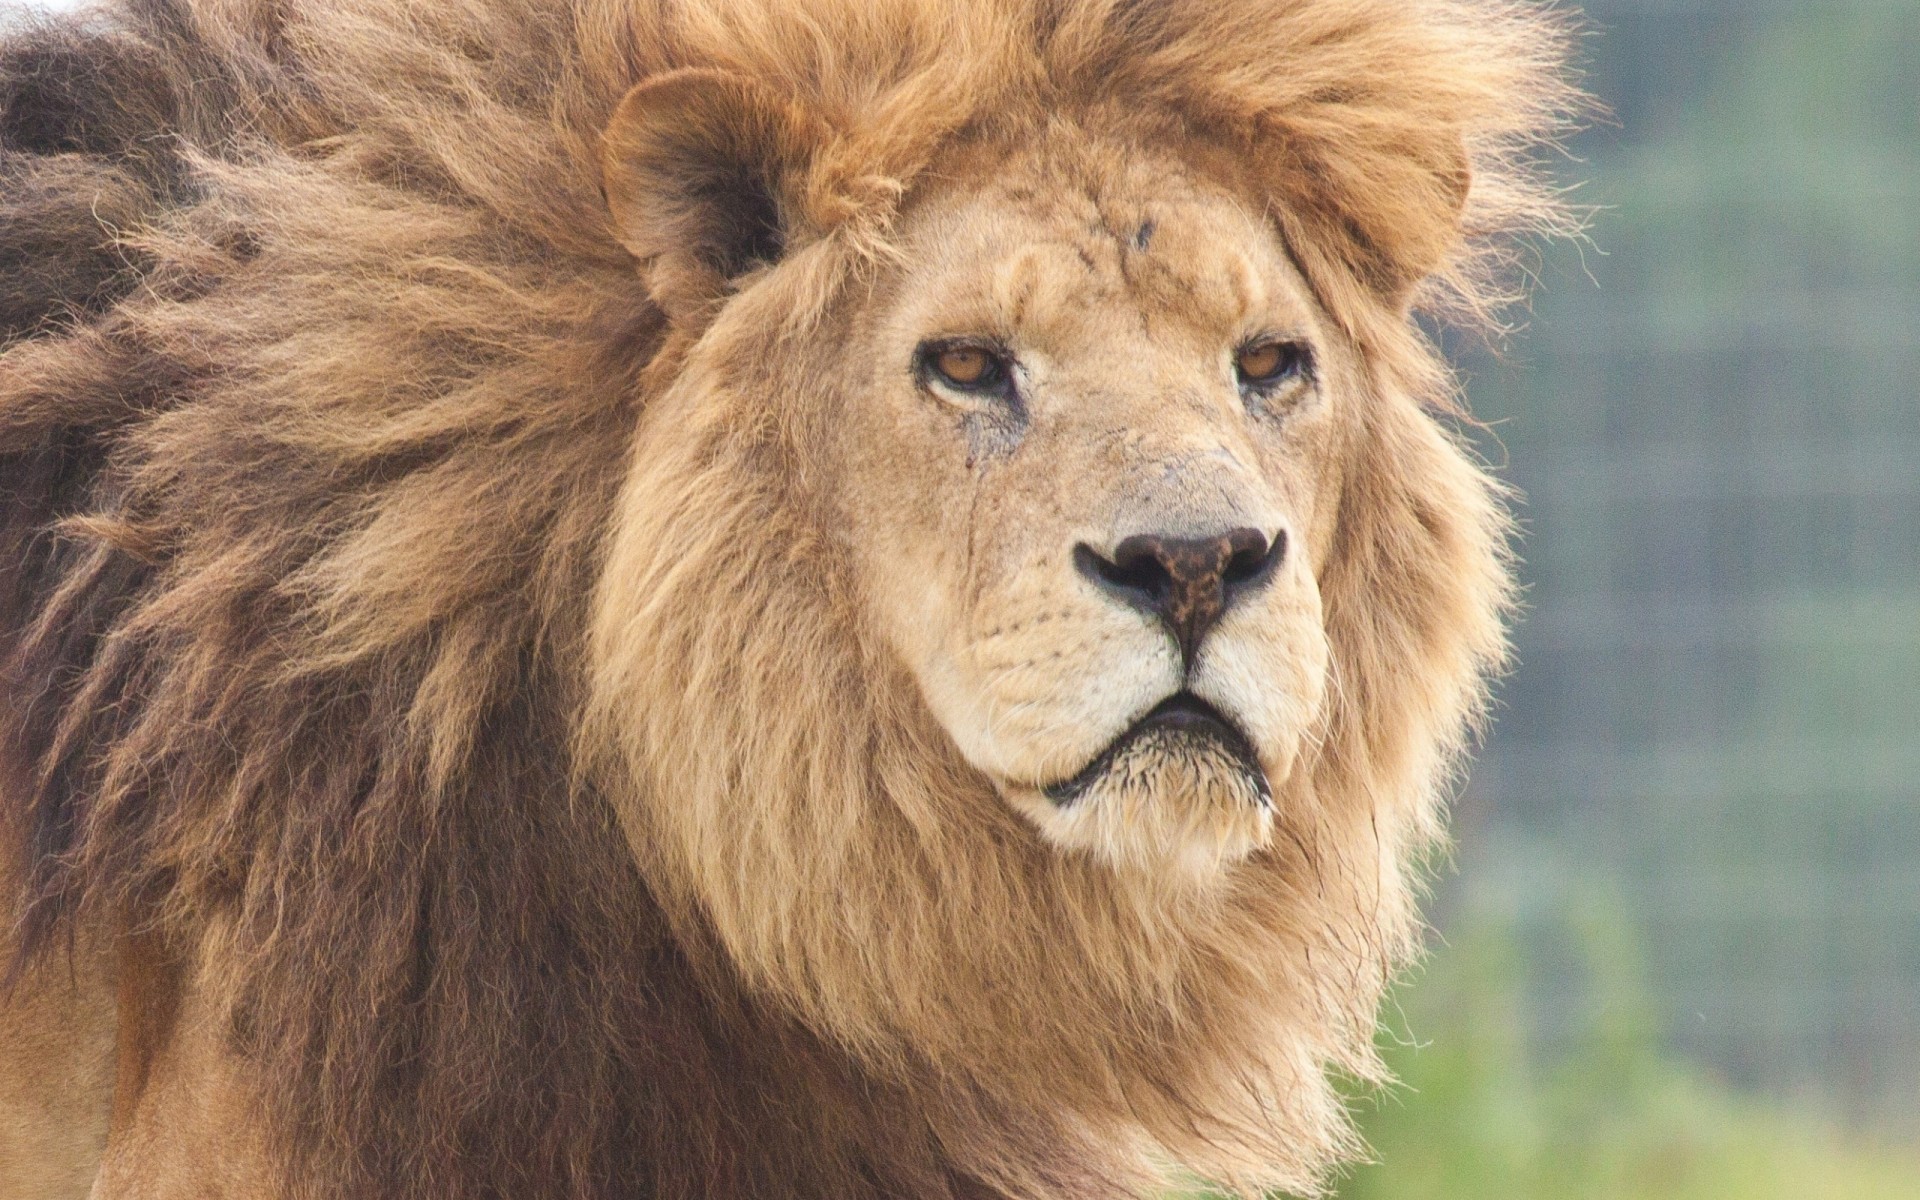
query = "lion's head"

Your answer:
(580, 2), (1575, 1190)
